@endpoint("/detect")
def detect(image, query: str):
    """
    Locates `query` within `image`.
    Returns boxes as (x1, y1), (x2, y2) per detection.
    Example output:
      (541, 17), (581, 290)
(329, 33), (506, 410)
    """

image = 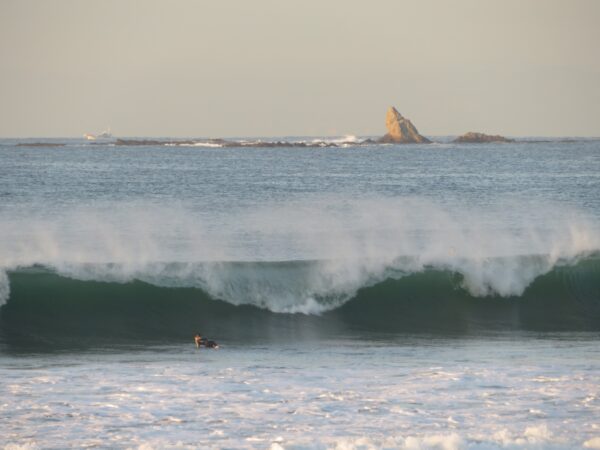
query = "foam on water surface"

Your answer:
(1, 339), (598, 449)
